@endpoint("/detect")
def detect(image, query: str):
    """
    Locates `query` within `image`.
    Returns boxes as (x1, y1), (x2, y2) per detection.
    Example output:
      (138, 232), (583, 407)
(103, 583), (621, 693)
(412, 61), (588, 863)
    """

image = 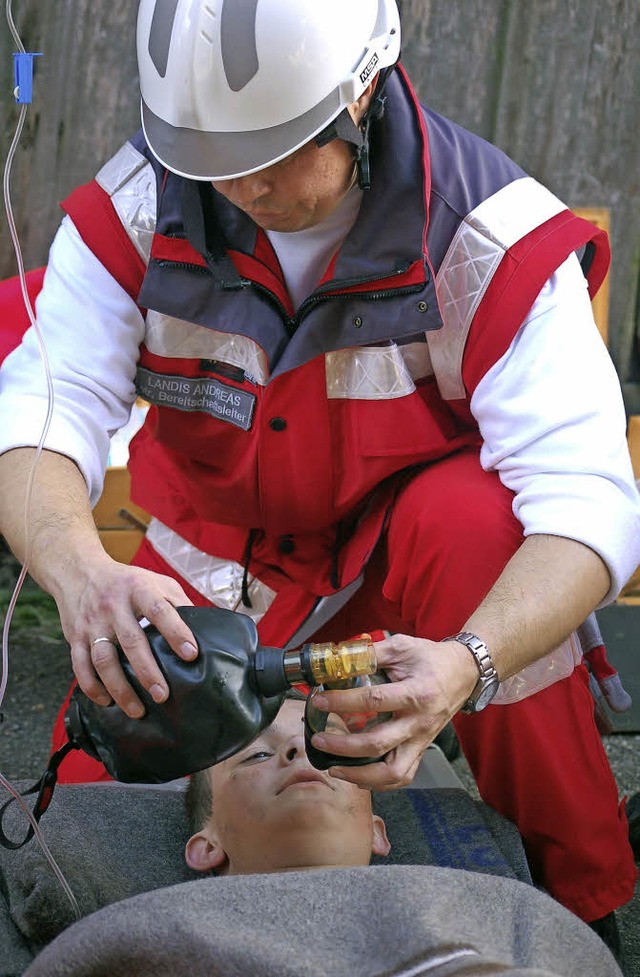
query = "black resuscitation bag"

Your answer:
(65, 606), (285, 784)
